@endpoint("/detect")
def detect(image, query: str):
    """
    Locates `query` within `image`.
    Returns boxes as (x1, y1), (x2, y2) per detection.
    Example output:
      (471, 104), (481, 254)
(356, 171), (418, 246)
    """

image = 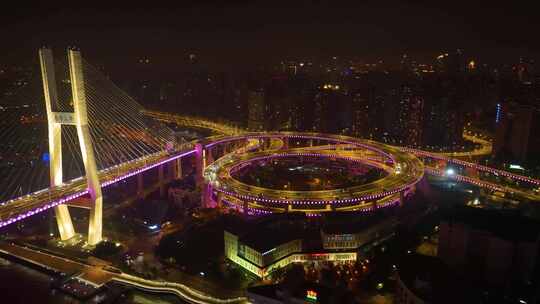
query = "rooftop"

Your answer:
(225, 212), (311, 252)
